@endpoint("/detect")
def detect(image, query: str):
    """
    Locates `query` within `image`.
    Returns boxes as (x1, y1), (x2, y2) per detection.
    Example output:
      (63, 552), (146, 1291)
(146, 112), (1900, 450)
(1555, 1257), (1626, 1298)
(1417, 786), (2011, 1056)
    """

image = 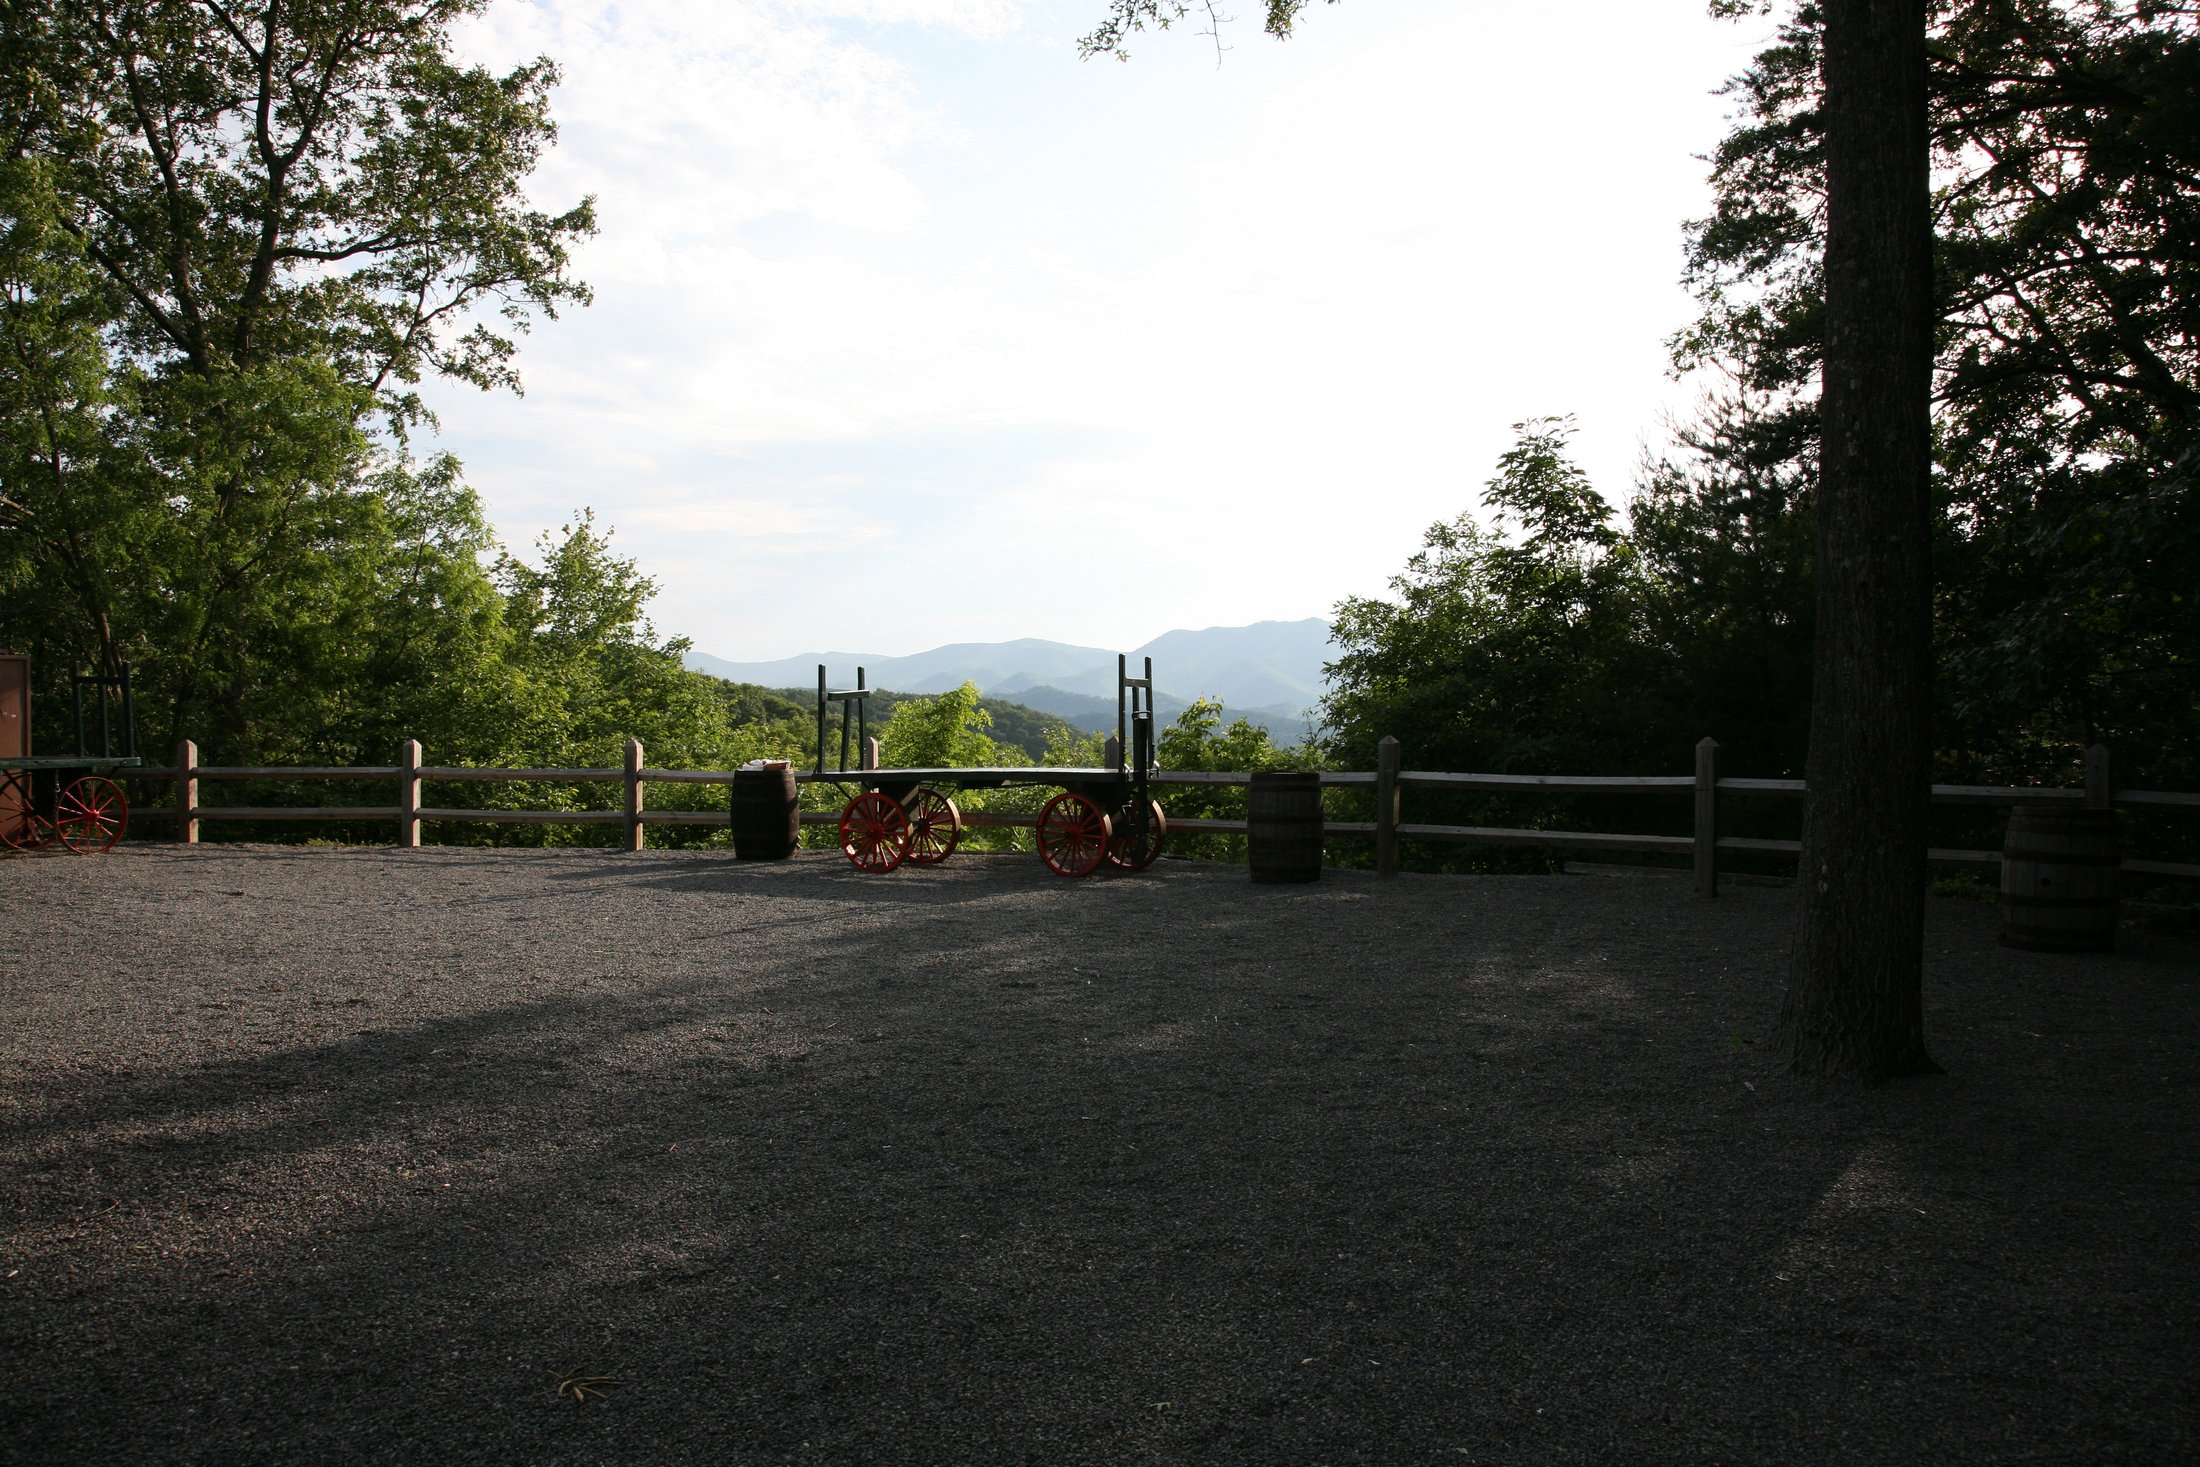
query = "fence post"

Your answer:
(1376, 736), (1400, 878)
(2085, 743), (2113, 809)
(1695, 737), (1720, 898)
(624, 738), (646, 851)
(176, 738), (198, 844)
(397, 739), (421, 848)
